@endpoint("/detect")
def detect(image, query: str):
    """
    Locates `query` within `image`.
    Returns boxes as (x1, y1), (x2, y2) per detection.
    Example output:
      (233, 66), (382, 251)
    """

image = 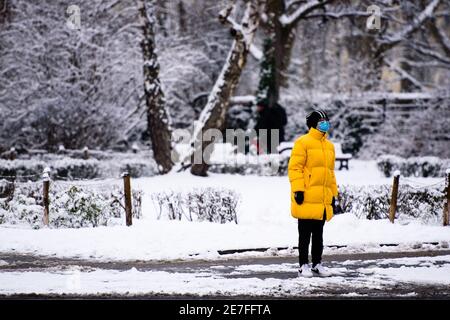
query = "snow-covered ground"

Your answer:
(1, 254), (450, 297)
(0, 160), (448, 261)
